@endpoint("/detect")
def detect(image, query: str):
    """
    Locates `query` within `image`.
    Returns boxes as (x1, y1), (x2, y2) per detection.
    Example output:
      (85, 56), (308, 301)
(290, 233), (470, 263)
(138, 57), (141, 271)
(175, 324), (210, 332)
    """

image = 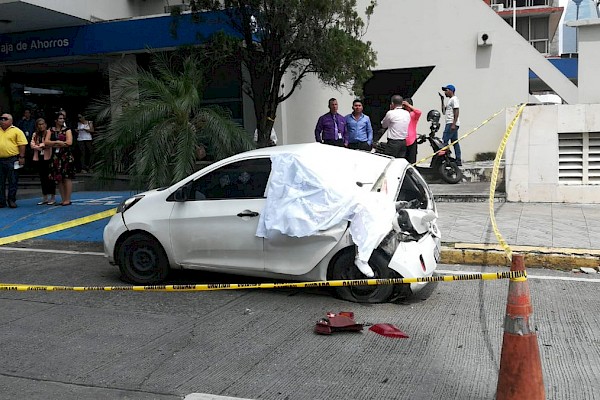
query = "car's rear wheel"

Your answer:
(118, 233), (169, 284)
(330, 250), (400, 303)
